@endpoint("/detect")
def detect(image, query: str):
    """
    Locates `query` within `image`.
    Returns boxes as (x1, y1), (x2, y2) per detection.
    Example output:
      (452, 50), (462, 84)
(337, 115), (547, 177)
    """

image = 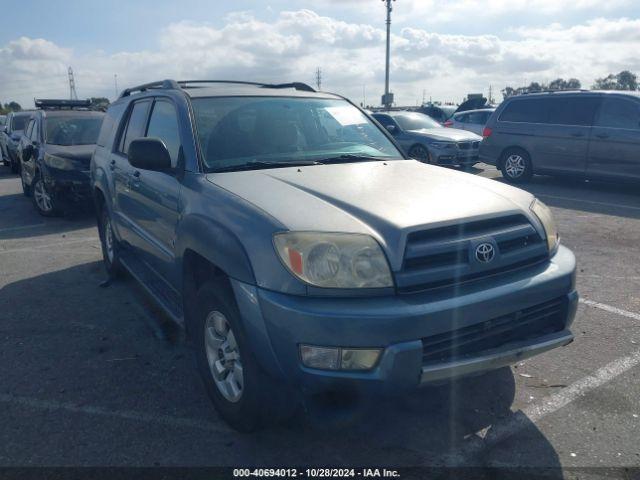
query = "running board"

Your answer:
(120, 251), (184, 326)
